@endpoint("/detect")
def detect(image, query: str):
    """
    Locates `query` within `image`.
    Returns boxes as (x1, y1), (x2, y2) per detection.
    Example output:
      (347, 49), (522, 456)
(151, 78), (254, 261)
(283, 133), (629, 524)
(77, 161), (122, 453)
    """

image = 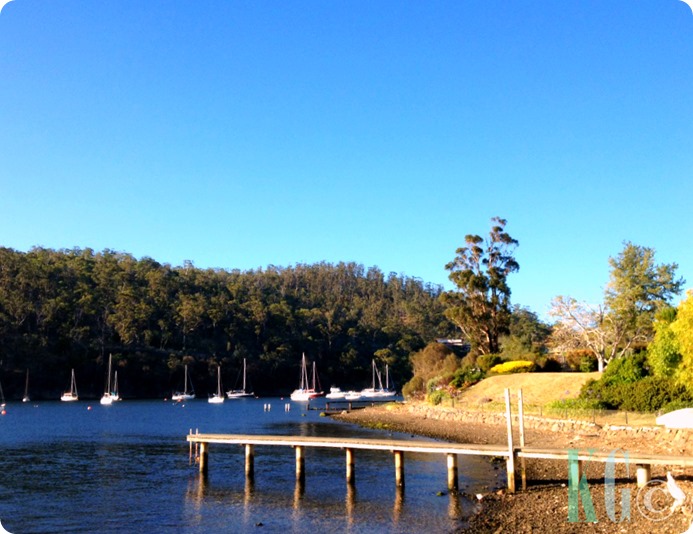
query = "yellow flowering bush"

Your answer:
(488, 360), (535, 375)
